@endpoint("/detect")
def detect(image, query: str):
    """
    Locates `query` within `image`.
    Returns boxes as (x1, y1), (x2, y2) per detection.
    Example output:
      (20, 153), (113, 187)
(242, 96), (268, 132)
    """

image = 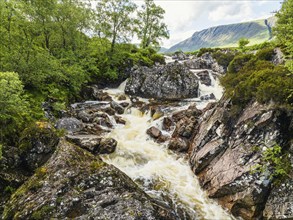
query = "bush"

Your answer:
(221, 57), (293, 106)
(212, 50), (236, 69)
(227, 54), (254, 74)
(256, 47), (275, 61)
(0, 72), (32, 144)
